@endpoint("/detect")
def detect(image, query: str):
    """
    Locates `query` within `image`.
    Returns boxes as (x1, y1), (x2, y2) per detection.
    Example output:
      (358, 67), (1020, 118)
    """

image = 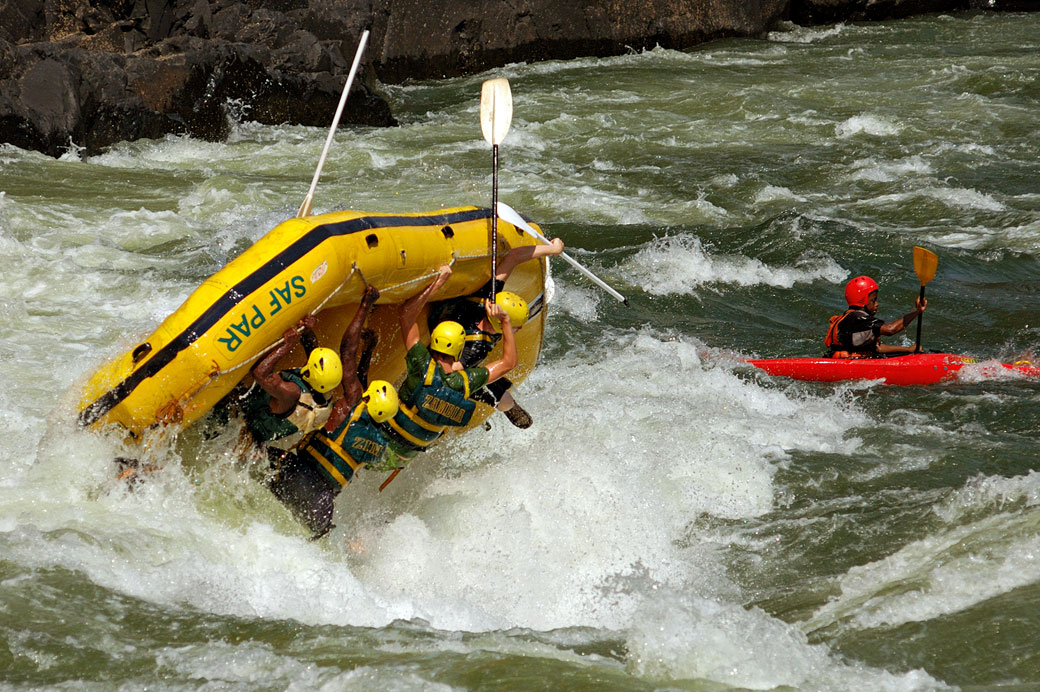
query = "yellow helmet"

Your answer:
(363, 380), (399, 423)
(301, 347), (343, 393)
(488, 291), (529, 332)
(430, 321), (466, 359)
